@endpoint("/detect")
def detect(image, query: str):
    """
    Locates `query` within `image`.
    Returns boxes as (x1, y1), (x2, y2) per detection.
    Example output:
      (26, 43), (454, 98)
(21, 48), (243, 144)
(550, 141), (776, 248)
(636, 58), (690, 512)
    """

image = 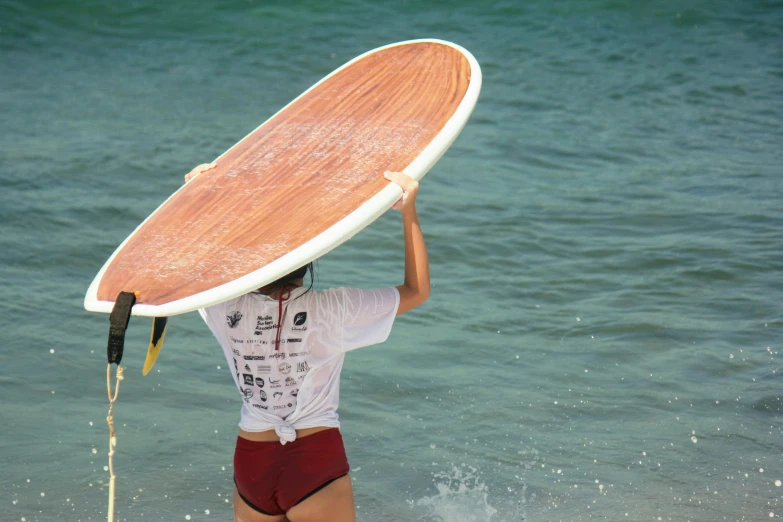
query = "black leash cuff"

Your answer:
(107, 292), (136, 365)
